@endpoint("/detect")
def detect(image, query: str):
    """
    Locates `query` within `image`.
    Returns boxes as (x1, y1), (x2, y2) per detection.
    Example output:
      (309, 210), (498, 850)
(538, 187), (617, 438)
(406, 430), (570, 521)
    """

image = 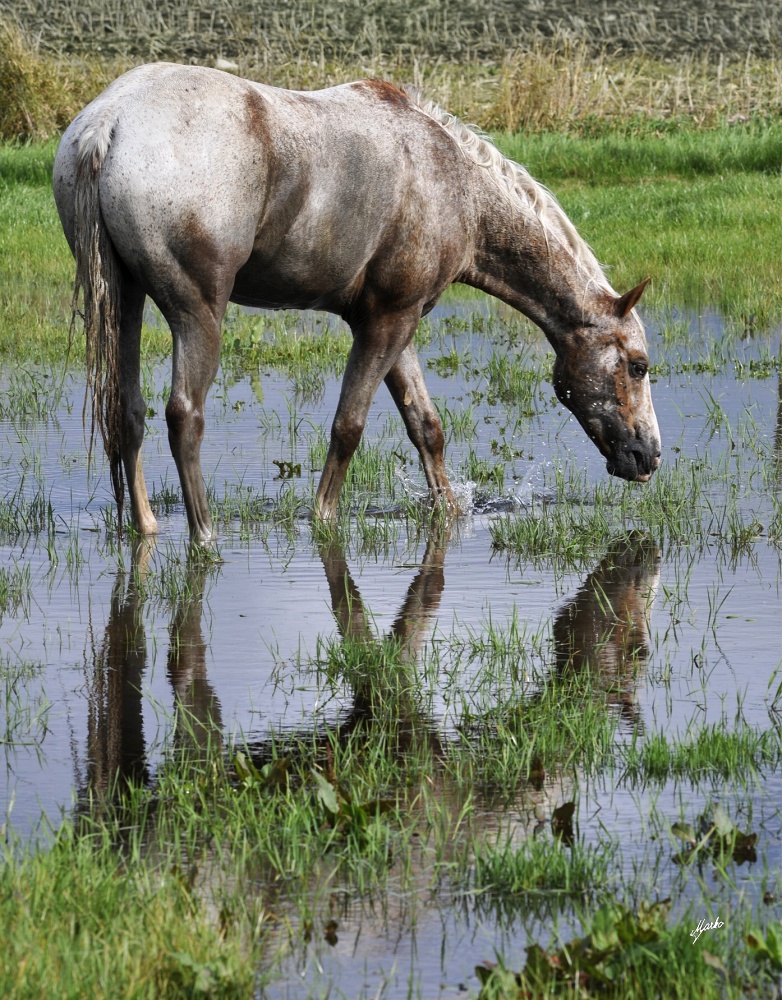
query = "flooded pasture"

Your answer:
(1, 296), (781, 997)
